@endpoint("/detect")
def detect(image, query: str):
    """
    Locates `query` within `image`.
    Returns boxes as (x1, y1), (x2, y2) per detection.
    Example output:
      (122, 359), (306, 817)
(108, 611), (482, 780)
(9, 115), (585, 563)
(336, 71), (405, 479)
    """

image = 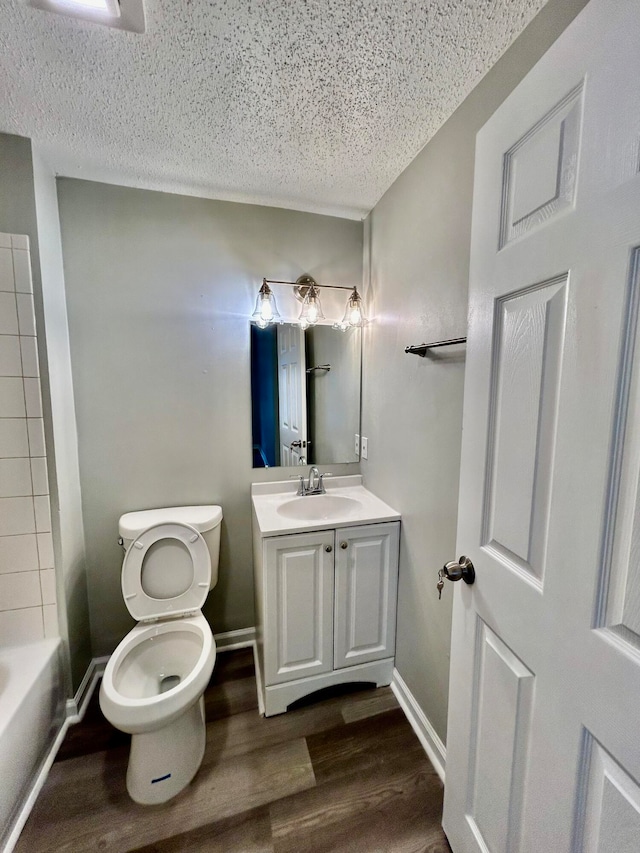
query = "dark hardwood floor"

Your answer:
(17, 648), (451, 853)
